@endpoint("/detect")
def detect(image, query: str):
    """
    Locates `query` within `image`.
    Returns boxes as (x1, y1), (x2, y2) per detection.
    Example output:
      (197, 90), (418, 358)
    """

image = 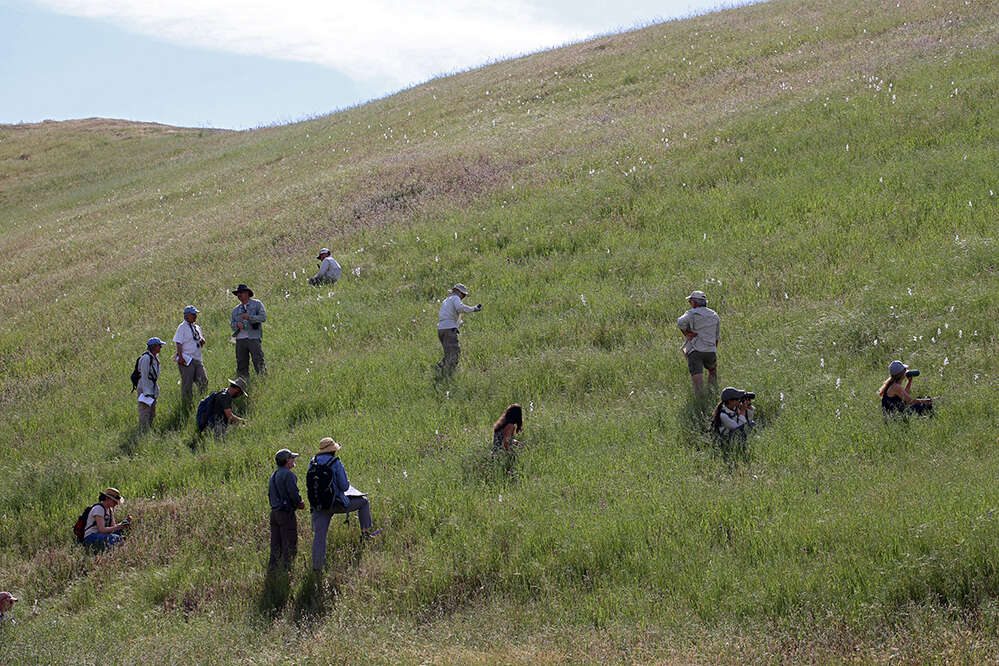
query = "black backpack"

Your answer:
(73, 504), (101, 543)
(306, 456), (337, 511)
(130, 351), (154, 392)
(196, 390), (223, 432)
